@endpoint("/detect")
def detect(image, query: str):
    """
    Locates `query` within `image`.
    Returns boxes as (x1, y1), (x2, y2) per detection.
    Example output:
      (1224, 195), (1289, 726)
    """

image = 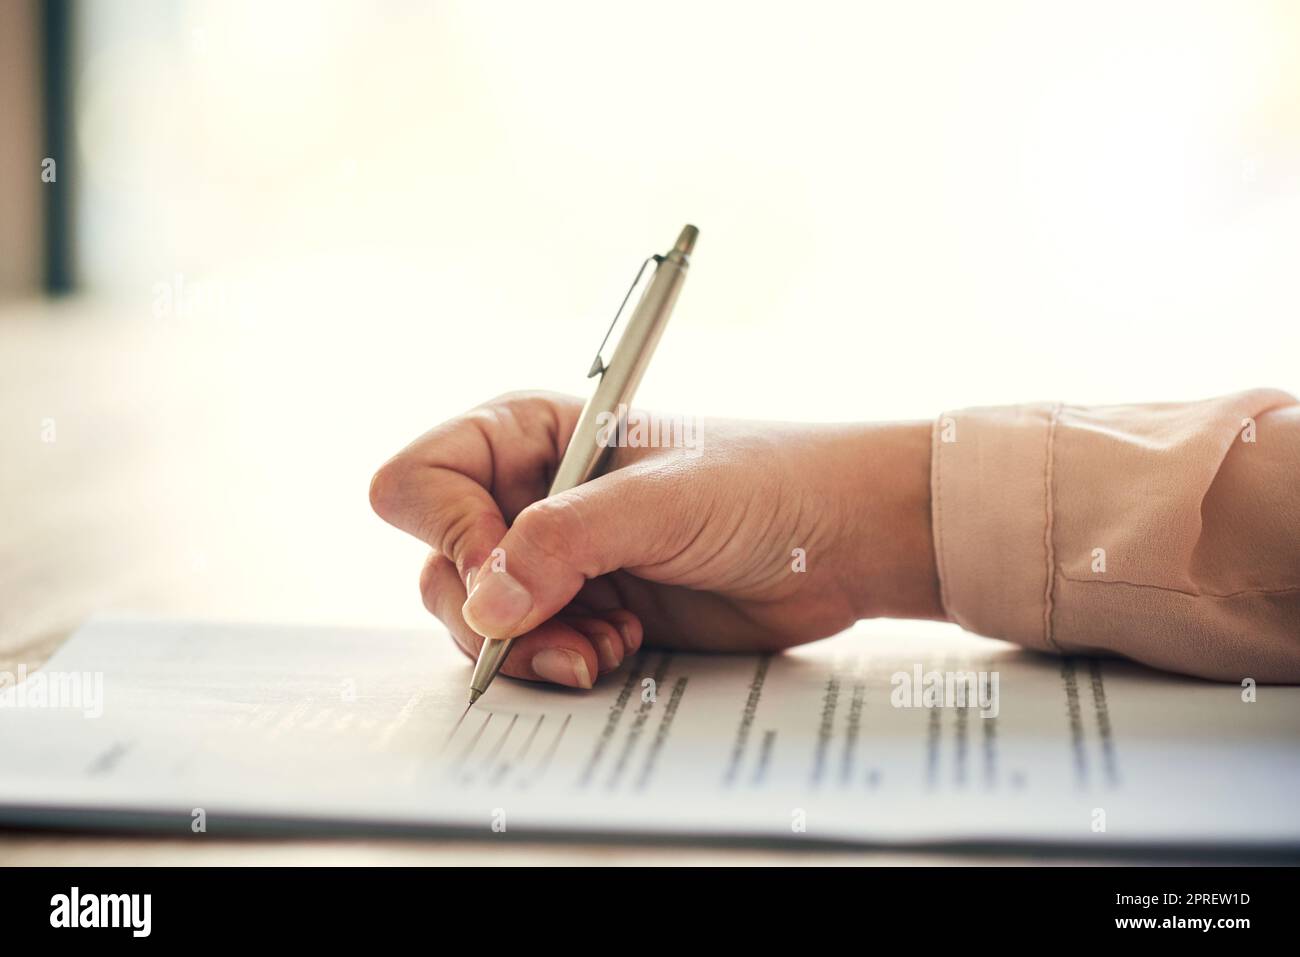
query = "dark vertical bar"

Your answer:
(42, 0), (74, 294)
